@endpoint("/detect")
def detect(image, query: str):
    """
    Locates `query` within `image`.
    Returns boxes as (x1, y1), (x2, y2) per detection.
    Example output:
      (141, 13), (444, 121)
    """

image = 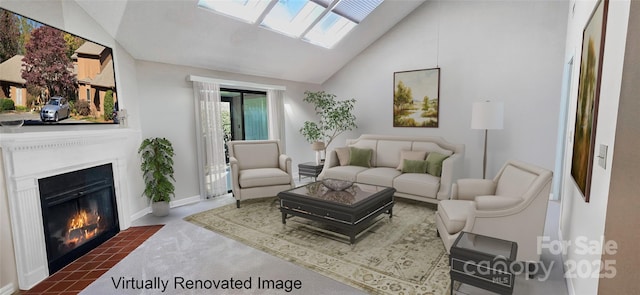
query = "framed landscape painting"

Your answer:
(393, 68), (440, 127)
(571, 0), (608, 202)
